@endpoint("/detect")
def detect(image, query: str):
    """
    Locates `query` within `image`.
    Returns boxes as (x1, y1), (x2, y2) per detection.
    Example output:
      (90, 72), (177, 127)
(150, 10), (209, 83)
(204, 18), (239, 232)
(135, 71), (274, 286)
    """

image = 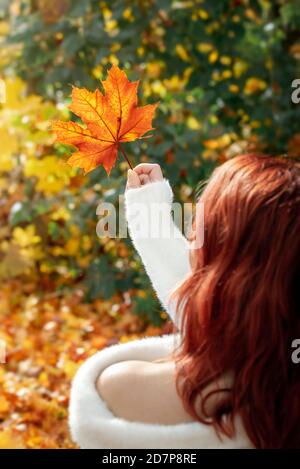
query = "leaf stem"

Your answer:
(118, 144), (133, 170)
